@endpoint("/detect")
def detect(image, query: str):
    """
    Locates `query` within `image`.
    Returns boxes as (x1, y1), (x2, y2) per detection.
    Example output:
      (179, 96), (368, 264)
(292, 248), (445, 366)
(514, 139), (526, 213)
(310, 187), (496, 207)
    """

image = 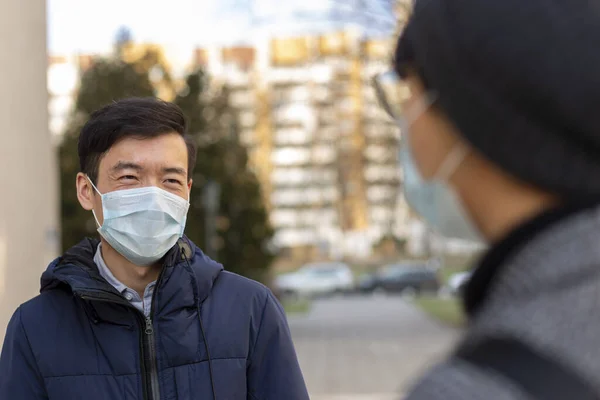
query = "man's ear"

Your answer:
(187, 179), (193, 193)
(76, 173), (95, 211)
